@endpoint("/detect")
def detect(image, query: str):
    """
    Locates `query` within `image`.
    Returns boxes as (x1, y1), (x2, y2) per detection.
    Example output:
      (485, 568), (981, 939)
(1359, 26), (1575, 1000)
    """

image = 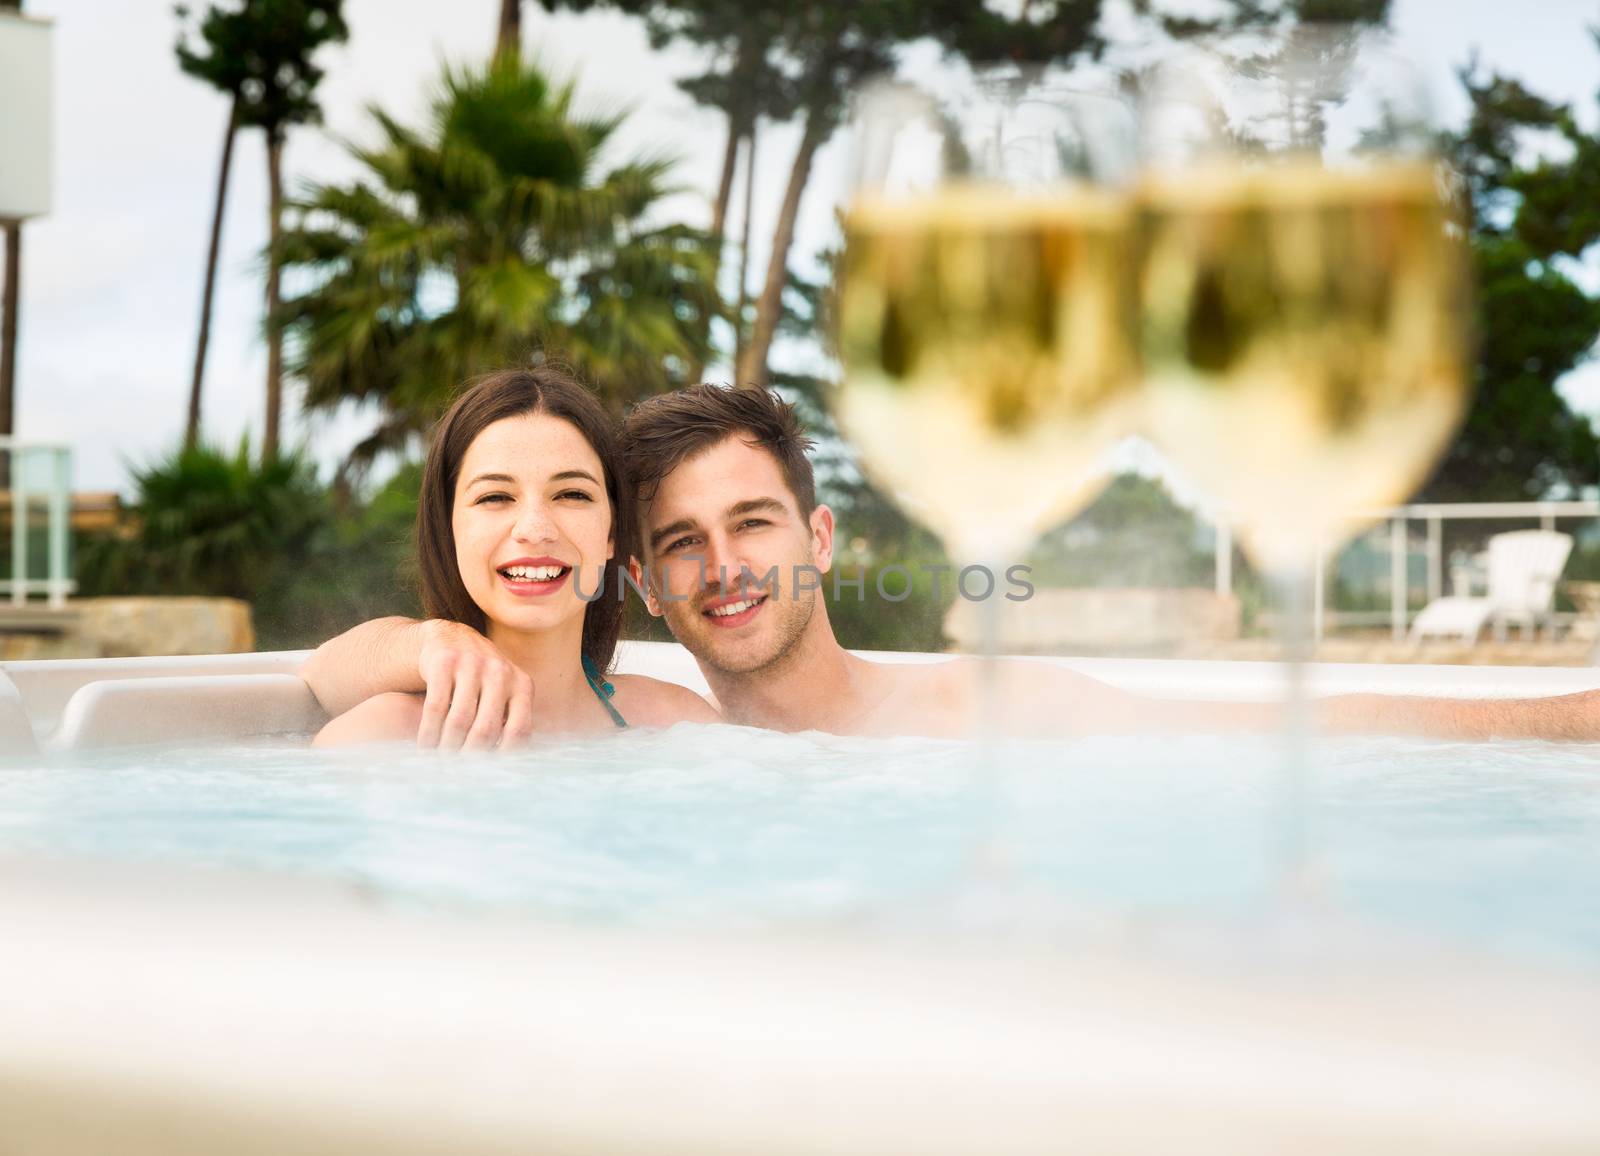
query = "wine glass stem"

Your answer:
(1272, 566), (1315, 901)
(968, 550), (1012, 883)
